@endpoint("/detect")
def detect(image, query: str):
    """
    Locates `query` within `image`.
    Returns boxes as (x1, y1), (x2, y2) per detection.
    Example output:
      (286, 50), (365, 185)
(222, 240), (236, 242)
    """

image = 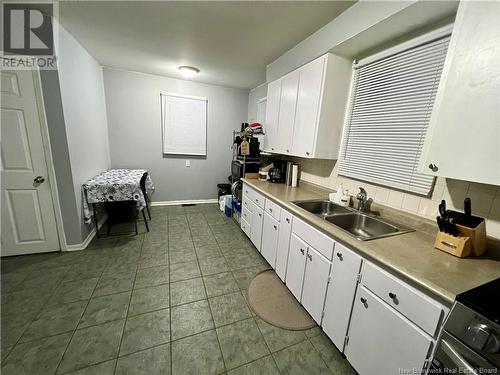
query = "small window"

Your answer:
(161, 92), (207, 156)
(338, 32), (451, 196)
